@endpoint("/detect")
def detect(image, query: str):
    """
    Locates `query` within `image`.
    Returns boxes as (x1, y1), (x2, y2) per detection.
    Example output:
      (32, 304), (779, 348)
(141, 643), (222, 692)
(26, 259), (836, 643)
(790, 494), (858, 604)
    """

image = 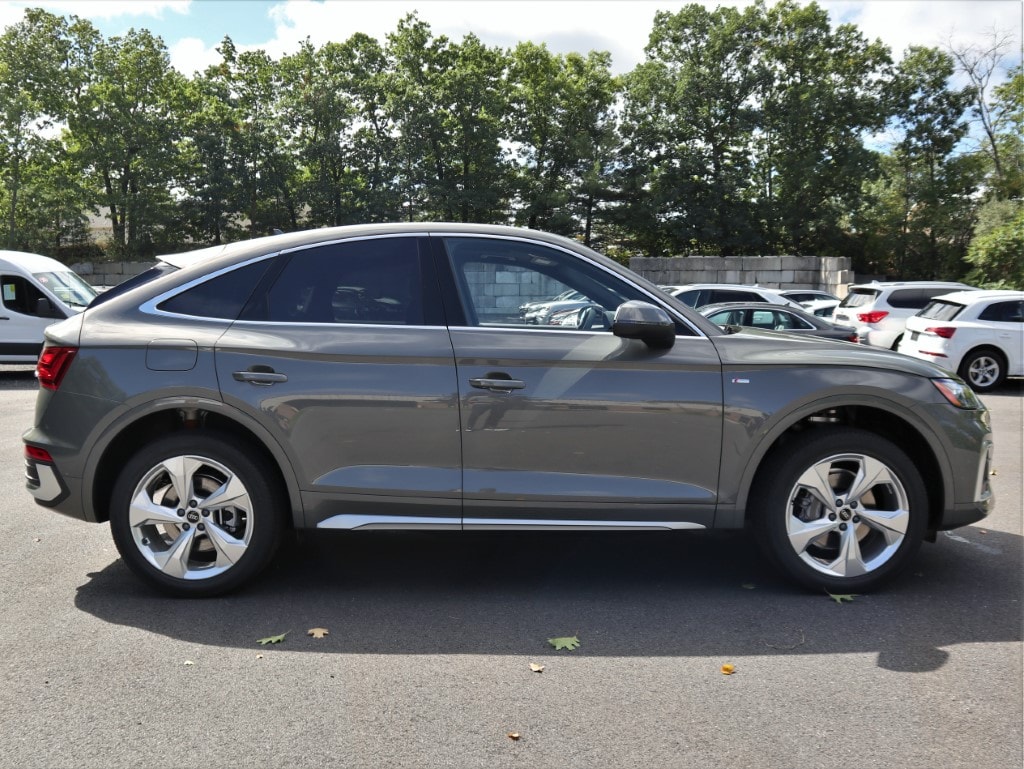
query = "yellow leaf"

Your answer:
(307, 627), (330, 639)
(507, 732), (521, 741)
(529, 662), (545, 673)
(183, 660), (195, 666)
(720, 663), (736, 675)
